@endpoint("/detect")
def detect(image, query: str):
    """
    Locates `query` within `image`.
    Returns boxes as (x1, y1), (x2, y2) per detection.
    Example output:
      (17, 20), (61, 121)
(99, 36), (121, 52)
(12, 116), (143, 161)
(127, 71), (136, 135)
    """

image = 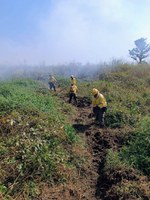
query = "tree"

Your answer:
(129, 38), (150, 63)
